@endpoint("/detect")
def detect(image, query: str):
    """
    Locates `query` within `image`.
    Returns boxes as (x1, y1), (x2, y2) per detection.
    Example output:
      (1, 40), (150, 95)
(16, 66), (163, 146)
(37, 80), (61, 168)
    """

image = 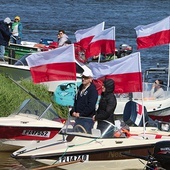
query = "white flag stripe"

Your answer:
(135, 113), (143, 126)
(26, 45), (75, 67)
(75, 22), (105, 42)
(91, 27), (115, 42)
(89, 52), (141, 79)
(135, 16), (170, 37)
